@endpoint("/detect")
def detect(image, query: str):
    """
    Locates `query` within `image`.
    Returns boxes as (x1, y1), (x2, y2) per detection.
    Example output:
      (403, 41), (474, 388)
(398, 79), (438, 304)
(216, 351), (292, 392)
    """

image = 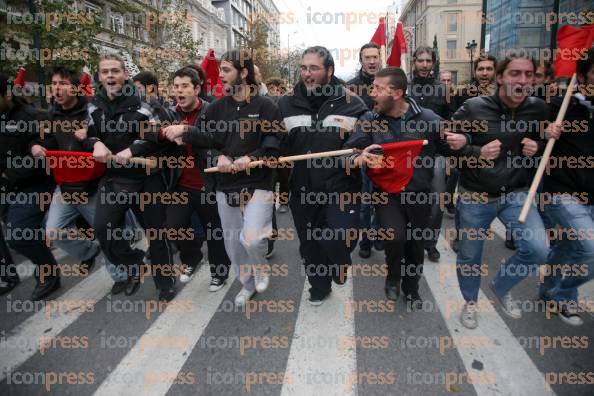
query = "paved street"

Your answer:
(1, 212), (593, 396)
